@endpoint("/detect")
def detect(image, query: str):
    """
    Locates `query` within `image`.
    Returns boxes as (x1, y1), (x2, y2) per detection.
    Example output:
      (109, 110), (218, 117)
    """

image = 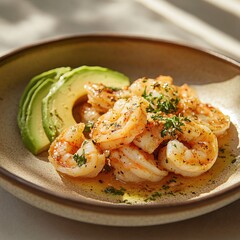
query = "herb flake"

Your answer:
(73, 150), (87, 167)
(84, 121), (94, 133)
(144, 192), (162, 202)
(104, 186), (126, 196)
(142, 87), (179, 114)
(152, 115), (190, 137)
